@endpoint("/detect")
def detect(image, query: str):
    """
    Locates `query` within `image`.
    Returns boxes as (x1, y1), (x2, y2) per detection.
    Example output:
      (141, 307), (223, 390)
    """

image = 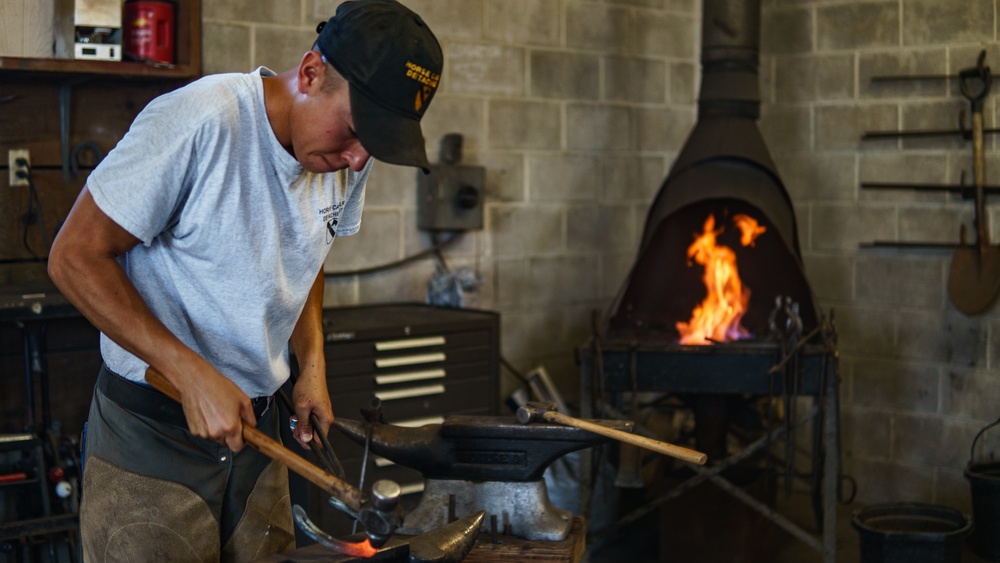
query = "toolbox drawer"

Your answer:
(289, 303), (500, 543)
